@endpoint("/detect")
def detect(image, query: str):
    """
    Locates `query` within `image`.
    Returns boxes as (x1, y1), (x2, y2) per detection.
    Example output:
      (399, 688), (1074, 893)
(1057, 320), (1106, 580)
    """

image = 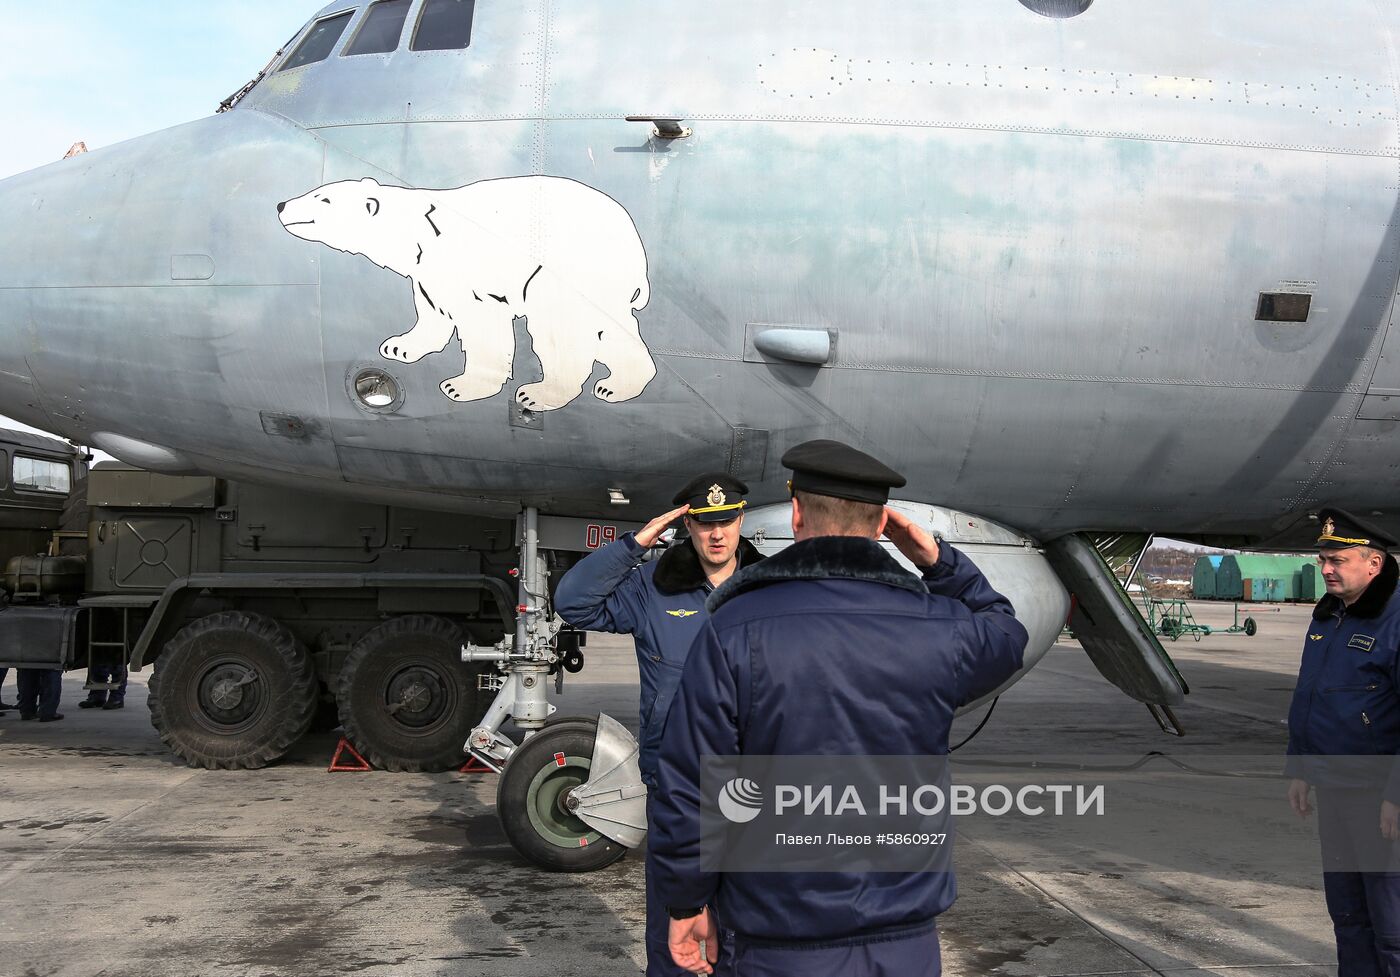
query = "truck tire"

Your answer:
(149, 611), (317, 769)
(335, 615), (486, 772)
(497, 718), (629, 871)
